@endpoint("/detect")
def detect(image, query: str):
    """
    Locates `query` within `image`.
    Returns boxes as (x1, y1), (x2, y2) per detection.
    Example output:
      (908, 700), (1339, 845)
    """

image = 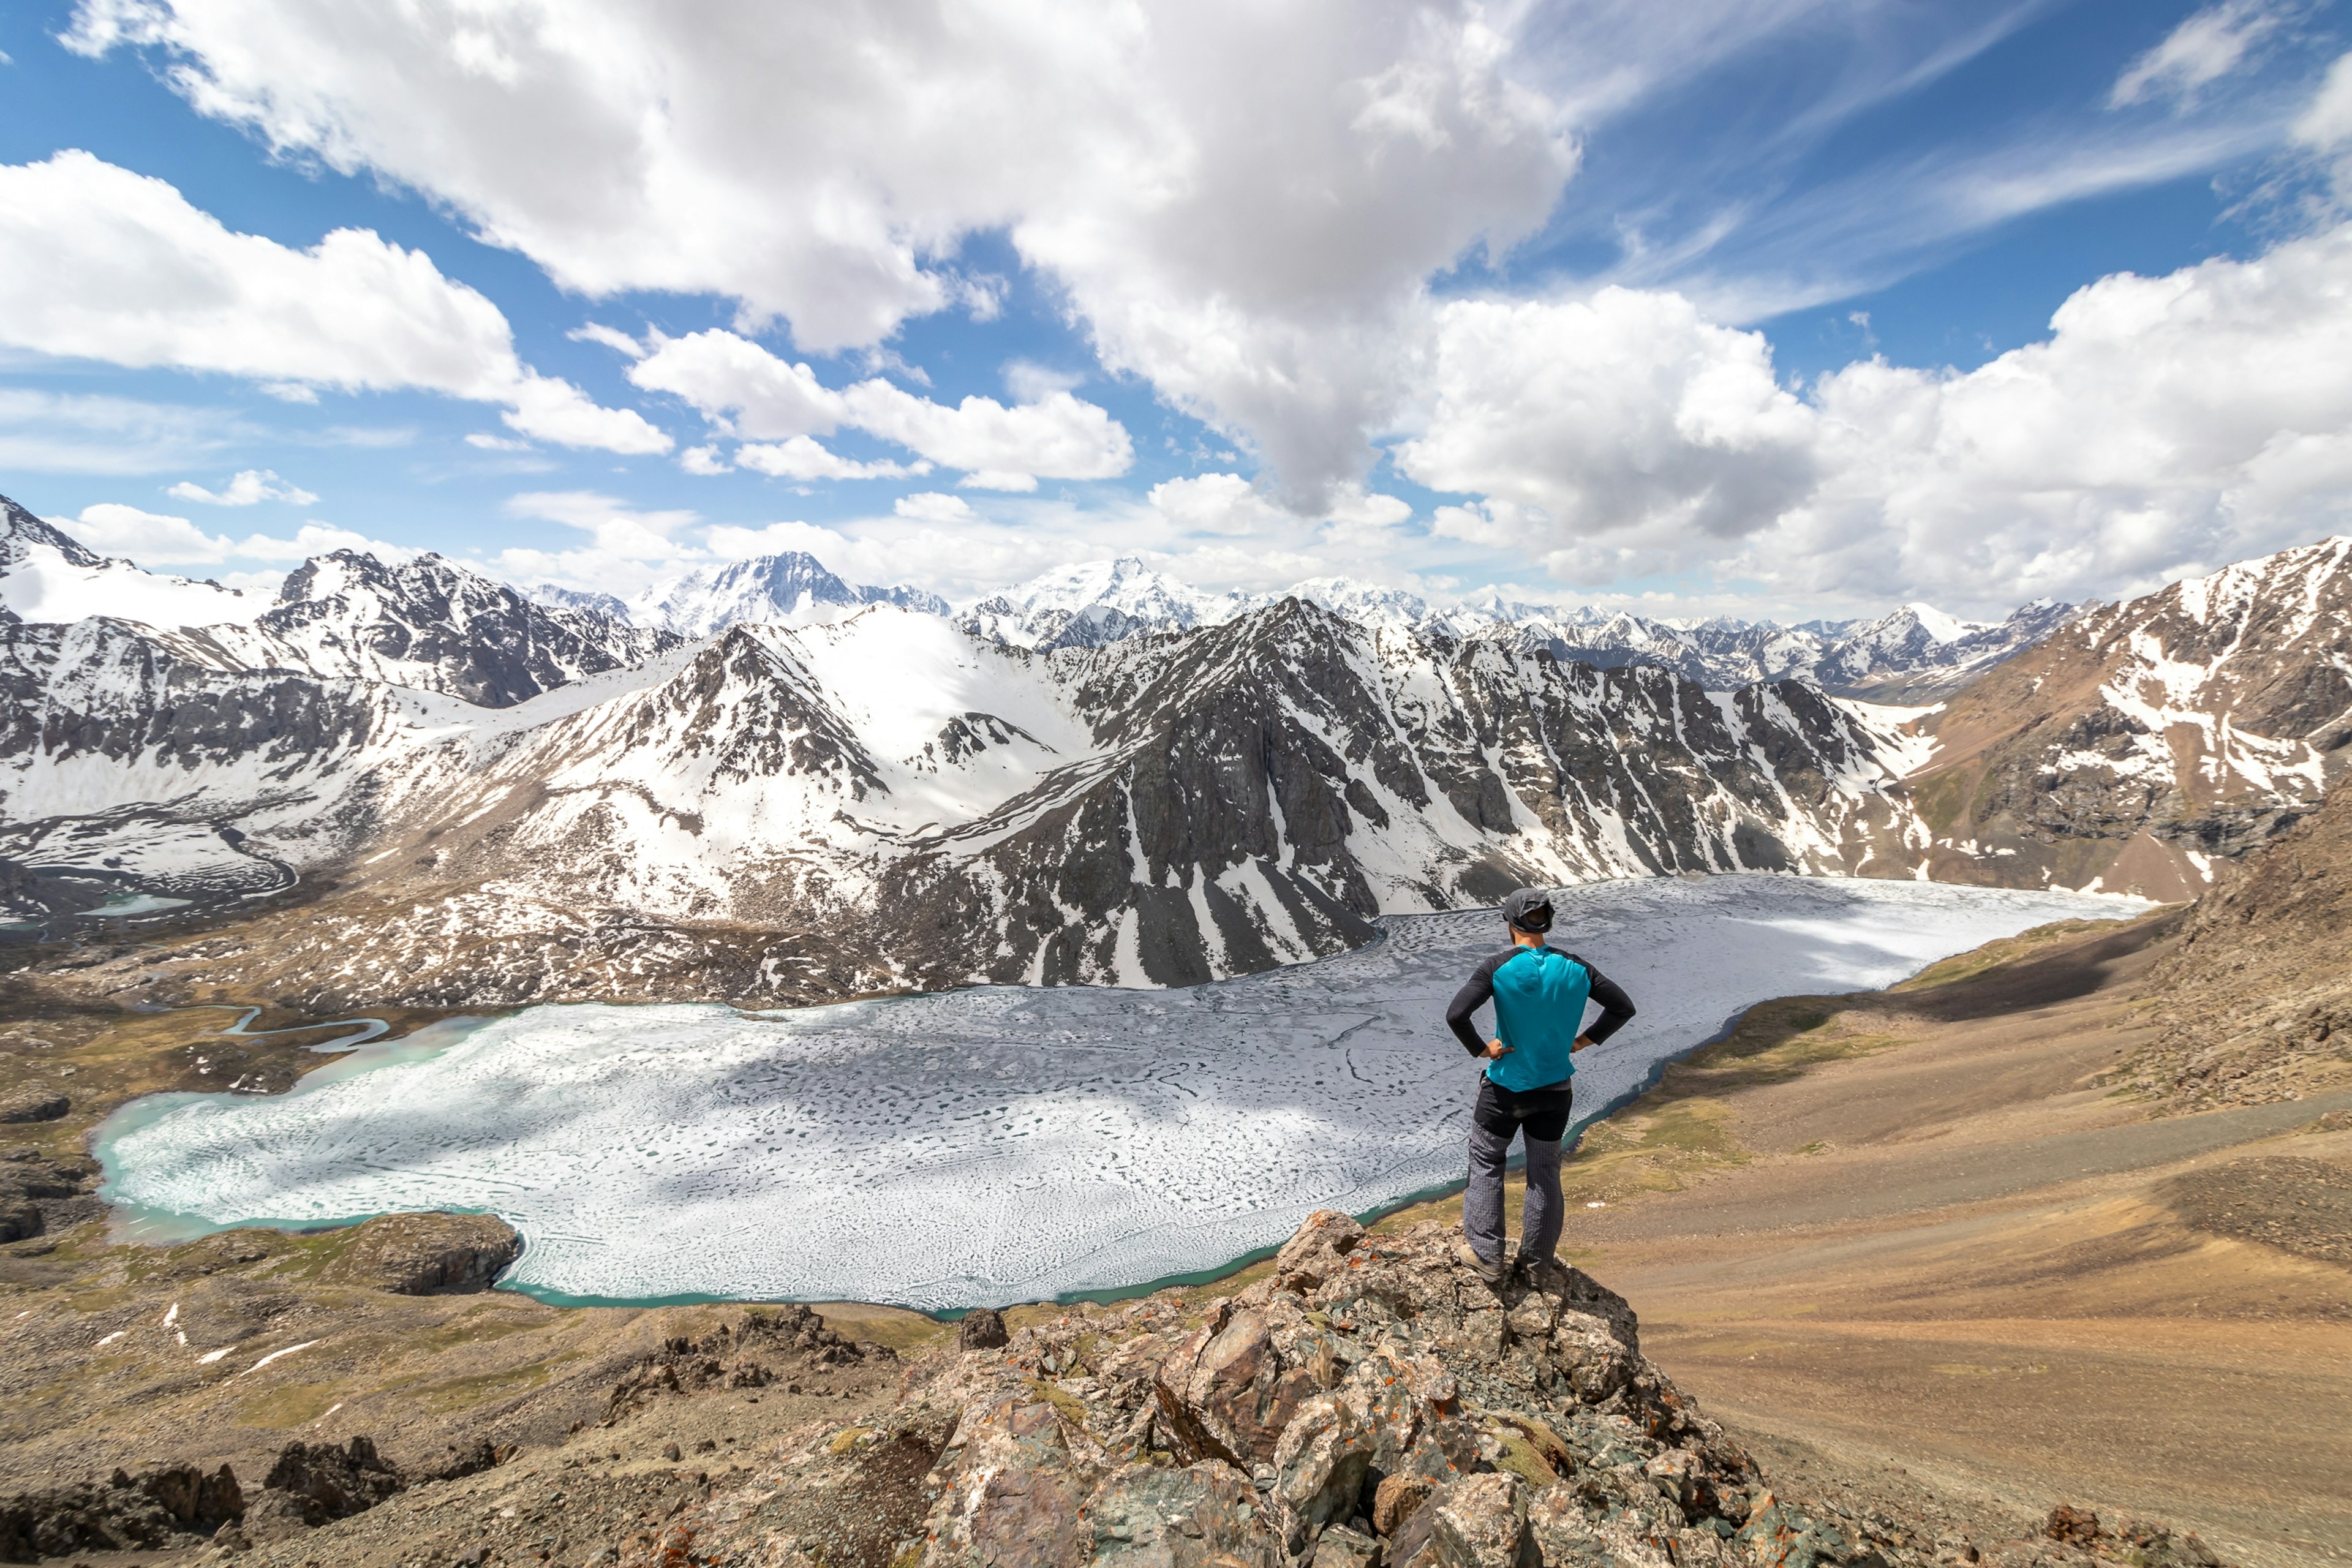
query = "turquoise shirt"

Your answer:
(1483, 946), (1593, 1093)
